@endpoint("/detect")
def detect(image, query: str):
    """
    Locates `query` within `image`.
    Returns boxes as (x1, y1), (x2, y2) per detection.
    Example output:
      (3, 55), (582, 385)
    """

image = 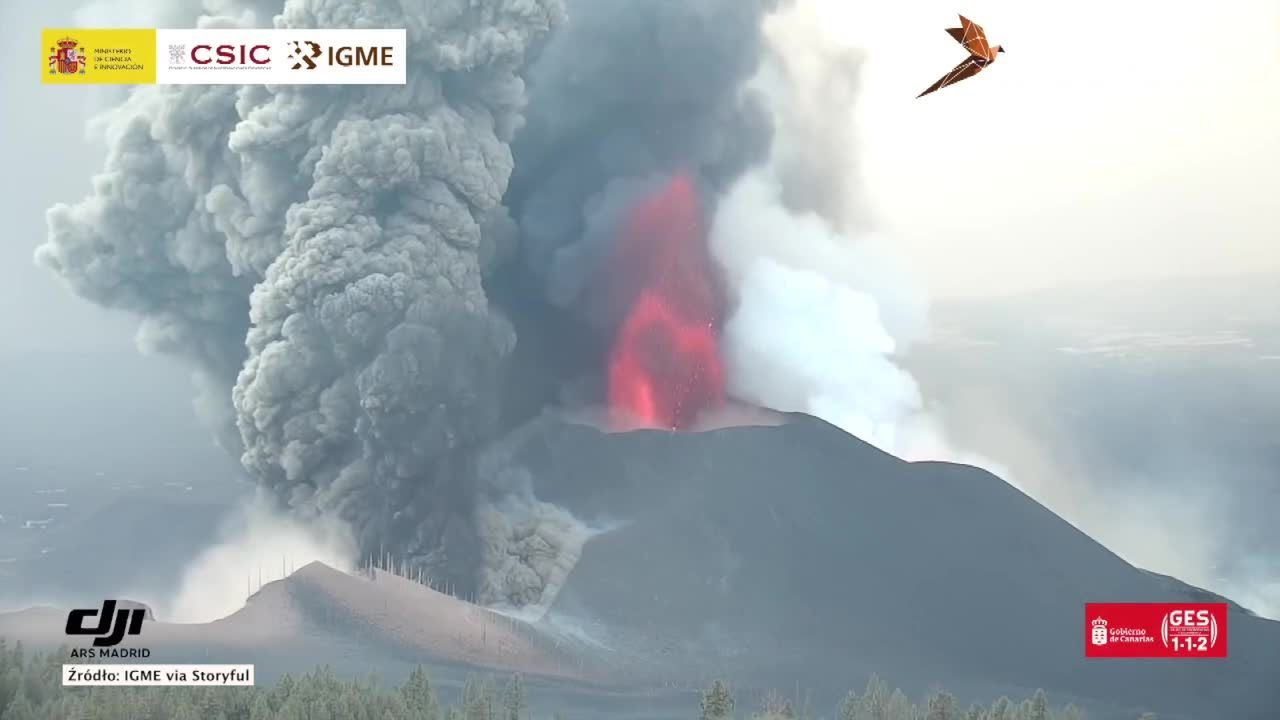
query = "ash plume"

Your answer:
(473, 465), (604, 615)
(506, 0), (778, 327)
(37, 0), (991, 608)
(38, 0), (566, 589)
(458, 0), (788, 601)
